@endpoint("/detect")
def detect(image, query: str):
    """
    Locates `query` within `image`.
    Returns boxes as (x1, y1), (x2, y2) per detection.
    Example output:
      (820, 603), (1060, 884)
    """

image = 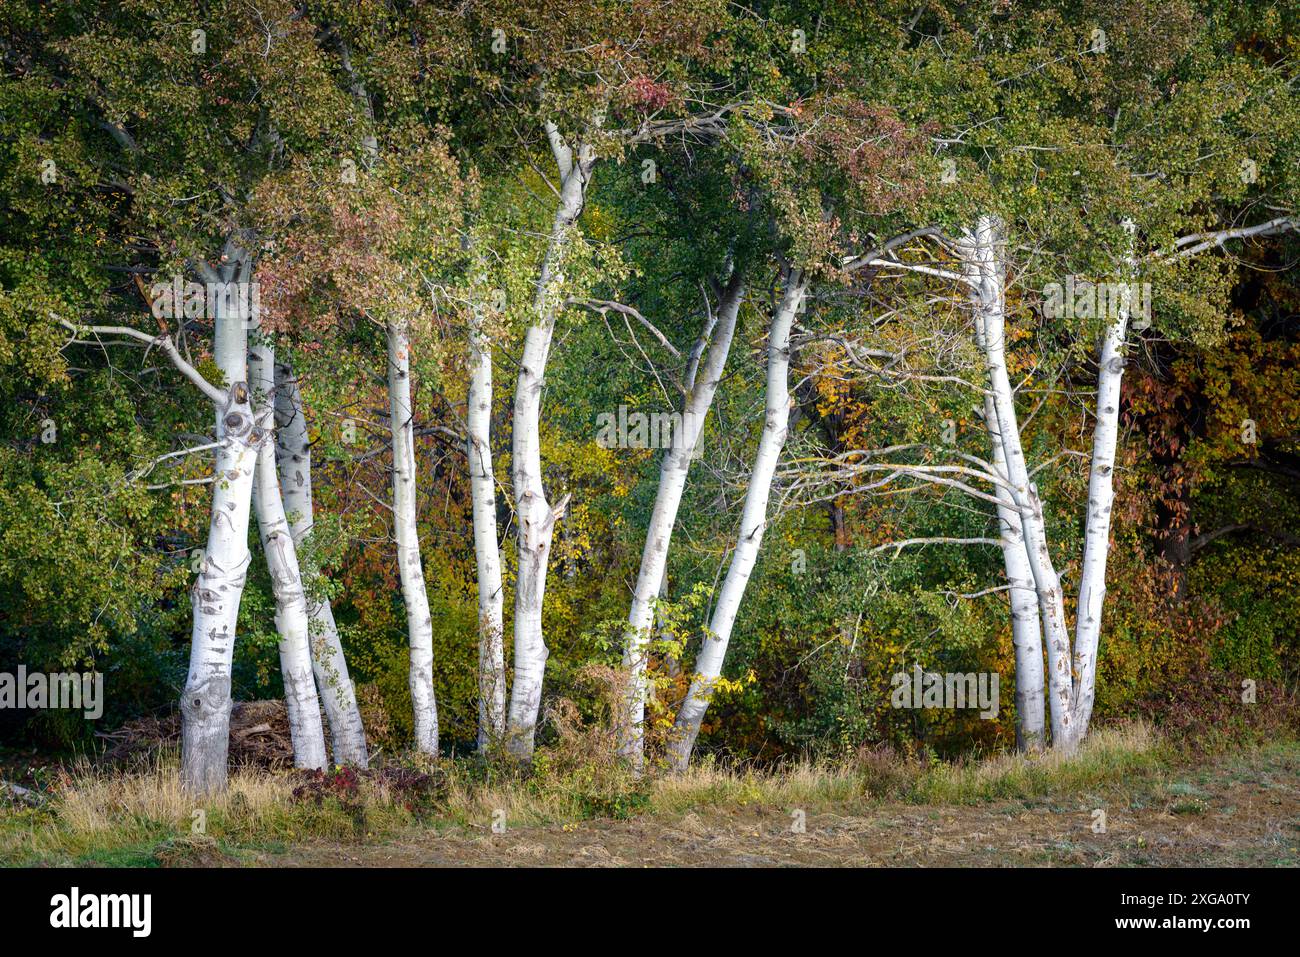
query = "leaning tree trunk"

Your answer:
(274, 360), (369, 764)
(467, 308), (506, 752)
(966, 249), (1047, 751)
(966, 216), (1075, 749)
(669, 270), (807, 771)
(248, 335), (327, 770)
(387, 320), (439, 755)
(505, 137), (592, 759)
(1068, 222), (1137, 746)
(213, 265), (327, 770)
(980, 394), (1047, 750)
(181, 382), (260, 794)
(619, 273), (746, 768)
